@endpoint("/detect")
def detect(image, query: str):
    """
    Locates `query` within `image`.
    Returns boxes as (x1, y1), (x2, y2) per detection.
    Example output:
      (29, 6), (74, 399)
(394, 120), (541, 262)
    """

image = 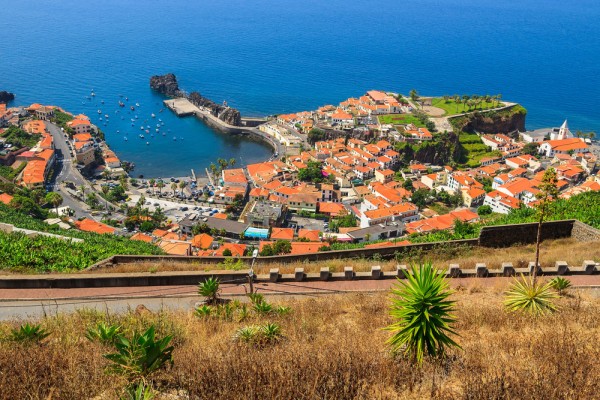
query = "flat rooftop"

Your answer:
(164, 98), (199, 116)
